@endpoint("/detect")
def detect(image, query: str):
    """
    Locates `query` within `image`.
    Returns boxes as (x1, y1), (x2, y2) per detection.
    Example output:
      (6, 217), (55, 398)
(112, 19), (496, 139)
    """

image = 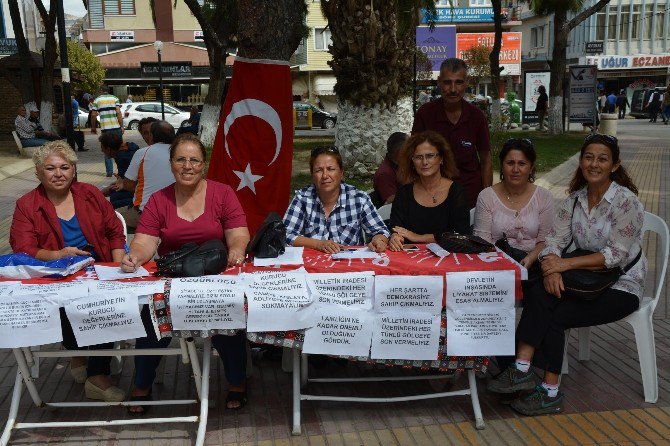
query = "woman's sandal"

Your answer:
(127, 392), (152, 416)
(225, 390), (247, 410)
